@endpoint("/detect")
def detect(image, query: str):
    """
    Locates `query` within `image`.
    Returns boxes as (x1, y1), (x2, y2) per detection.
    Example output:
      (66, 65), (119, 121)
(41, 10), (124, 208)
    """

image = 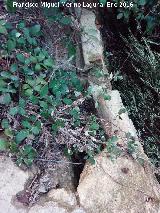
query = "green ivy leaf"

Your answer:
(5, 22), (13, 30)
(0, 93), (11, 105)
(34, 84), (42, 92)
(15, 130), (29, 144)
(22, 120), (32, 129)
(17, 37), (26, 45)
(10, 142), (18, 153)
(25, 88), (33, 96)
(30, 24), (41, 35)
(139, 0), (146, 6)
(39, 101), (48, 108)
(19, 98), (26, 107)
(23, 67), (34, 75)
(67, 42), (76, 58)
(10, 63), (18, 72)
(43, 58), (54, 67)
(1, 71), (11, 78)
(89, 122), (99, 131)
(118, 108), (126, 115)
(22, 145), (37, 166)
(0, 139), (8, 151)
(37, 52), (45, 62)
(27, 37), (37, 46)
(9, 106), (19, 116)
(32, 126), (41, 135)
(34, 47), (41, 54)
(7, 39), (16, 52)
(127, 140), (137, 154)
(18, 21), (26, 29)
(30, 56), (37, 63)
(4, 129), (13, 138)
(103, 94), (111, 101)
(60, 16), (72, 25)
(110, 135), (118, 143)
(52, 119), (64, 133)
(6, 0), (17, 13)
(1, 119), (9, 129)
(10, 29), (17, 37)
(117, 13), (124, 20)
(23, 144), (35, 155)
(70, 107), (80, 118)
(40, 85), (48, 97)
(23, 27), (30, 38)
(29, 95), (39, 104)
(35, 64), (42, 71)
(63, 98), (73, 105)
(99, 0), (107, 5)
(19, 107), (26, 115)
(16, 53), (25, 63)
(0, 24), (7, 34)
(87, 156), (95, 164)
